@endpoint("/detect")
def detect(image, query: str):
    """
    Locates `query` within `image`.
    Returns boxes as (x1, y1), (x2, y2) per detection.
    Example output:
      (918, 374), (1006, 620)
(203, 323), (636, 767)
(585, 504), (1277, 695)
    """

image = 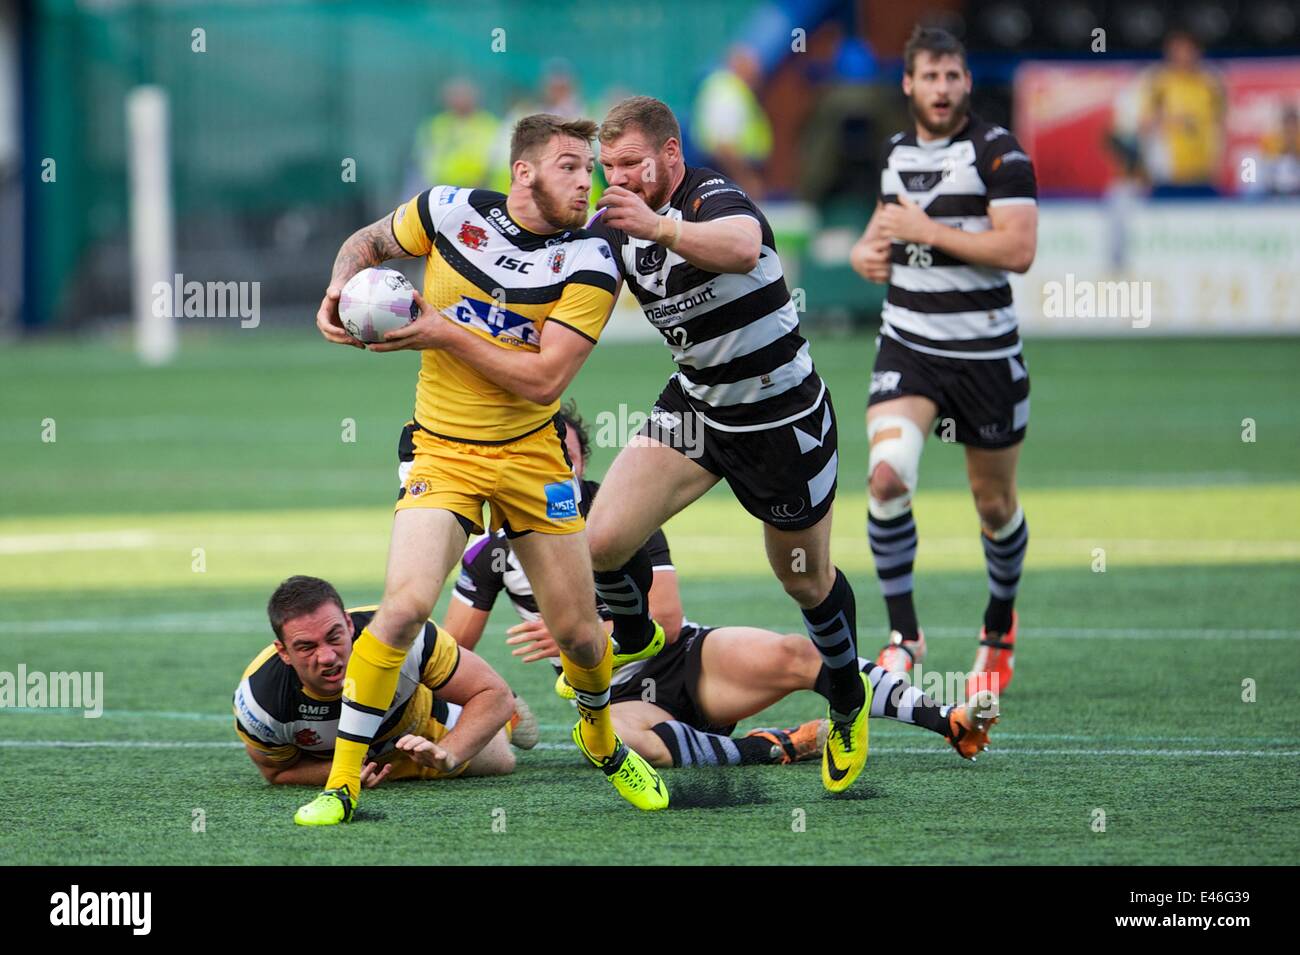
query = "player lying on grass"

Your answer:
(443, 405), (999, 768)
(235, 576), (539, 788)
